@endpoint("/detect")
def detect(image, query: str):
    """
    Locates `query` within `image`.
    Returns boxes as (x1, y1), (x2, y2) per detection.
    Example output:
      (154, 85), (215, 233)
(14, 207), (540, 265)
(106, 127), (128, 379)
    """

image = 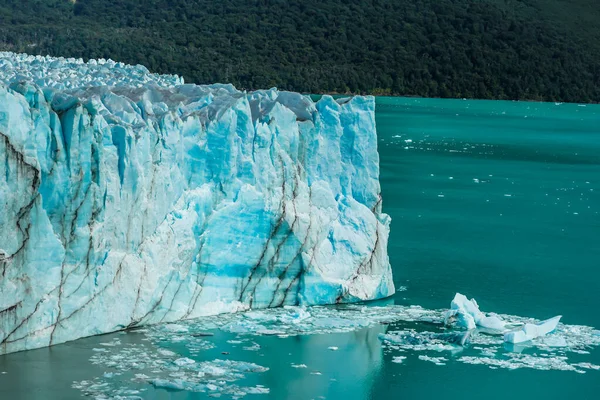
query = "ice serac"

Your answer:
(0, 52), (394, 354)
